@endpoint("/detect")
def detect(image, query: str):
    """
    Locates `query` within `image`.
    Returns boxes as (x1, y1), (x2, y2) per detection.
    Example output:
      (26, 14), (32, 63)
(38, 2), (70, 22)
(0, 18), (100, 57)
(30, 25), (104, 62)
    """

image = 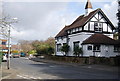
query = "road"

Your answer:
(2, 57), (119, 79)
